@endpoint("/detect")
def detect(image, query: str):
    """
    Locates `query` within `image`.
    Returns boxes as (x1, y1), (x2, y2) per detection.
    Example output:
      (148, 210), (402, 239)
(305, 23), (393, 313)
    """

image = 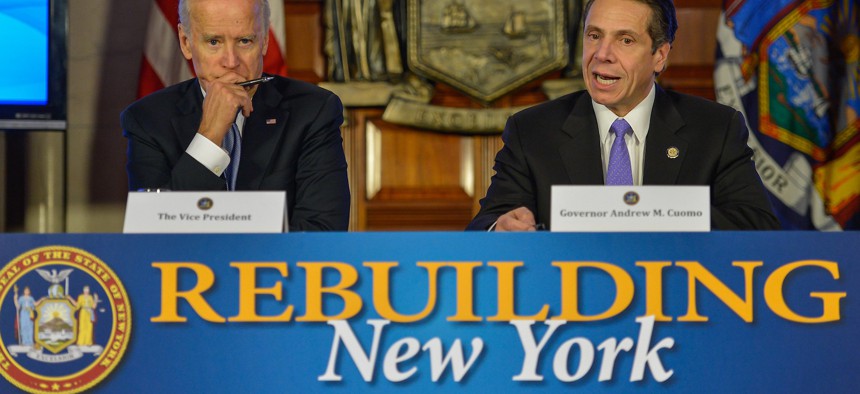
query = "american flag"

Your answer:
(137, 0), (287, 98)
